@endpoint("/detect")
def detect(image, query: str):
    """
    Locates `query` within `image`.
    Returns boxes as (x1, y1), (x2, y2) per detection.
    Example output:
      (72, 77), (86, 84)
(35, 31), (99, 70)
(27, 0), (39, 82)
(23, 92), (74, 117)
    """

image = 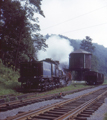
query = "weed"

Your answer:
(4, 97), (10, 102)
(0, 59), (20, 96)
(104, 113), (107, 120)
(15, 96), (18, 100)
